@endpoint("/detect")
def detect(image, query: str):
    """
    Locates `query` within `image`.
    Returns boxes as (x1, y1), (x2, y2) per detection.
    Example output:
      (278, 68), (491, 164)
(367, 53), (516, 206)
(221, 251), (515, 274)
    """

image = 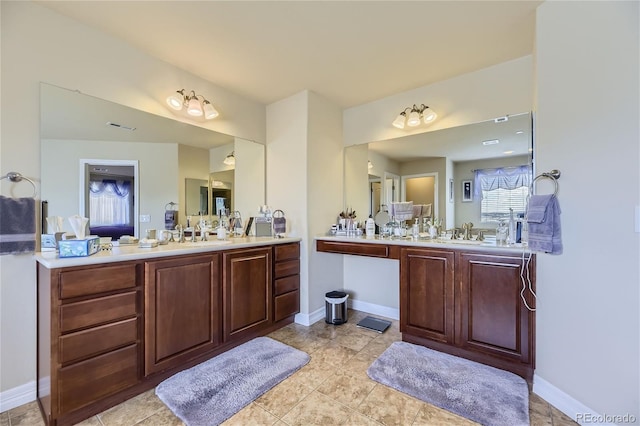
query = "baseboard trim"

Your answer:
(533, 374), (620, 425)
(348, 299), (399, 320)
(0, 380), (36, 413)
(294, 307), (325, 326)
